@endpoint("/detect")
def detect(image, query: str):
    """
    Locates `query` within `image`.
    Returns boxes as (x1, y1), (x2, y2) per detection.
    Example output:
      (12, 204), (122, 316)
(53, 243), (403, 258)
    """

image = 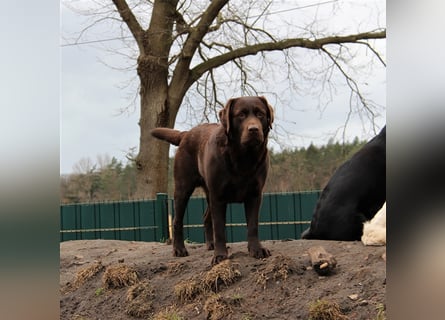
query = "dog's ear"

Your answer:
(219, 98), (236, 134)
(259, 96), (274, 130)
